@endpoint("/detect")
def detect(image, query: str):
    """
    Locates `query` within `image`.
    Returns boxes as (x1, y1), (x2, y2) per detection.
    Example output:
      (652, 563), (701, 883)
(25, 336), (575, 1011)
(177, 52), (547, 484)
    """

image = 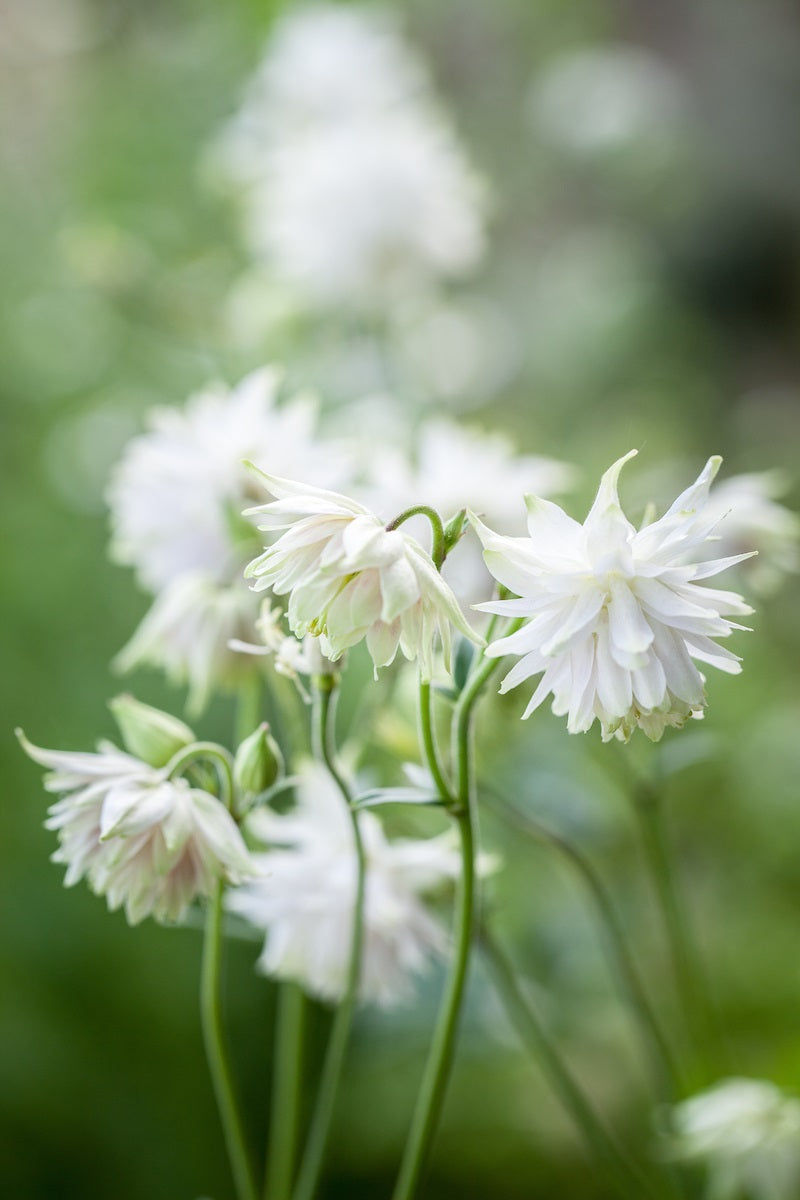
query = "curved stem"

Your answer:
(479, 927), (667, 1200)
(392, 655), (501, 1200)
(292, 679), (367, 1200)
(168, 742), (234, 809)
(202, 882), (259, 1200)
(492, 799), (682, 1102)
(266, 983), (306, 1200)
(386, 505), (446, 569)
